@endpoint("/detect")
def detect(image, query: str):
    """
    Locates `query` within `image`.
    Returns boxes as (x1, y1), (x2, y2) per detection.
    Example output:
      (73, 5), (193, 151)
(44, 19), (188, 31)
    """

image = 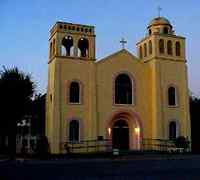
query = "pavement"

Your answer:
(1, 154), (200, 179)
